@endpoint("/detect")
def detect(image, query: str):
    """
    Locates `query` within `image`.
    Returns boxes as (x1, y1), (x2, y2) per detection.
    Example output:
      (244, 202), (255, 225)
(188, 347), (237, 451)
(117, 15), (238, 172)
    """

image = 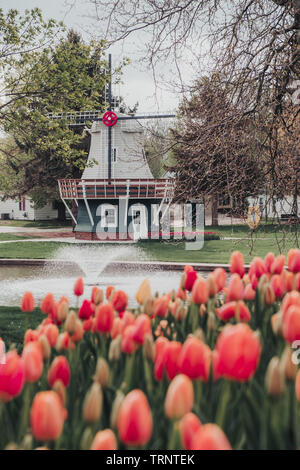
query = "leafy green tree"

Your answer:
(3, 28), (128, 219)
